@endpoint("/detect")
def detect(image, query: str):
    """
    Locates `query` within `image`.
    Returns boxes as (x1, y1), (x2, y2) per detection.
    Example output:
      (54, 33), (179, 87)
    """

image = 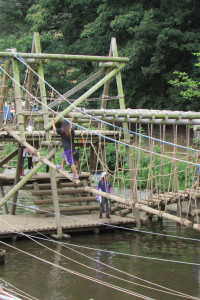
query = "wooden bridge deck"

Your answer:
(0, 213), (135, 239)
